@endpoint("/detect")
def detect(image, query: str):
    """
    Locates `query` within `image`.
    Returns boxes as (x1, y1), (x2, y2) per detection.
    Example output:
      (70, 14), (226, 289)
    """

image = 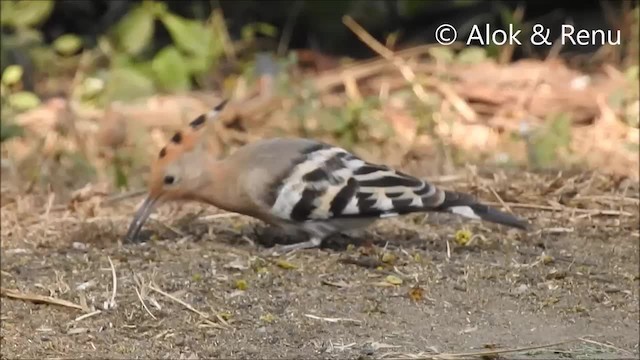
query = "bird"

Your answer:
(125, 99), (529, 254)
